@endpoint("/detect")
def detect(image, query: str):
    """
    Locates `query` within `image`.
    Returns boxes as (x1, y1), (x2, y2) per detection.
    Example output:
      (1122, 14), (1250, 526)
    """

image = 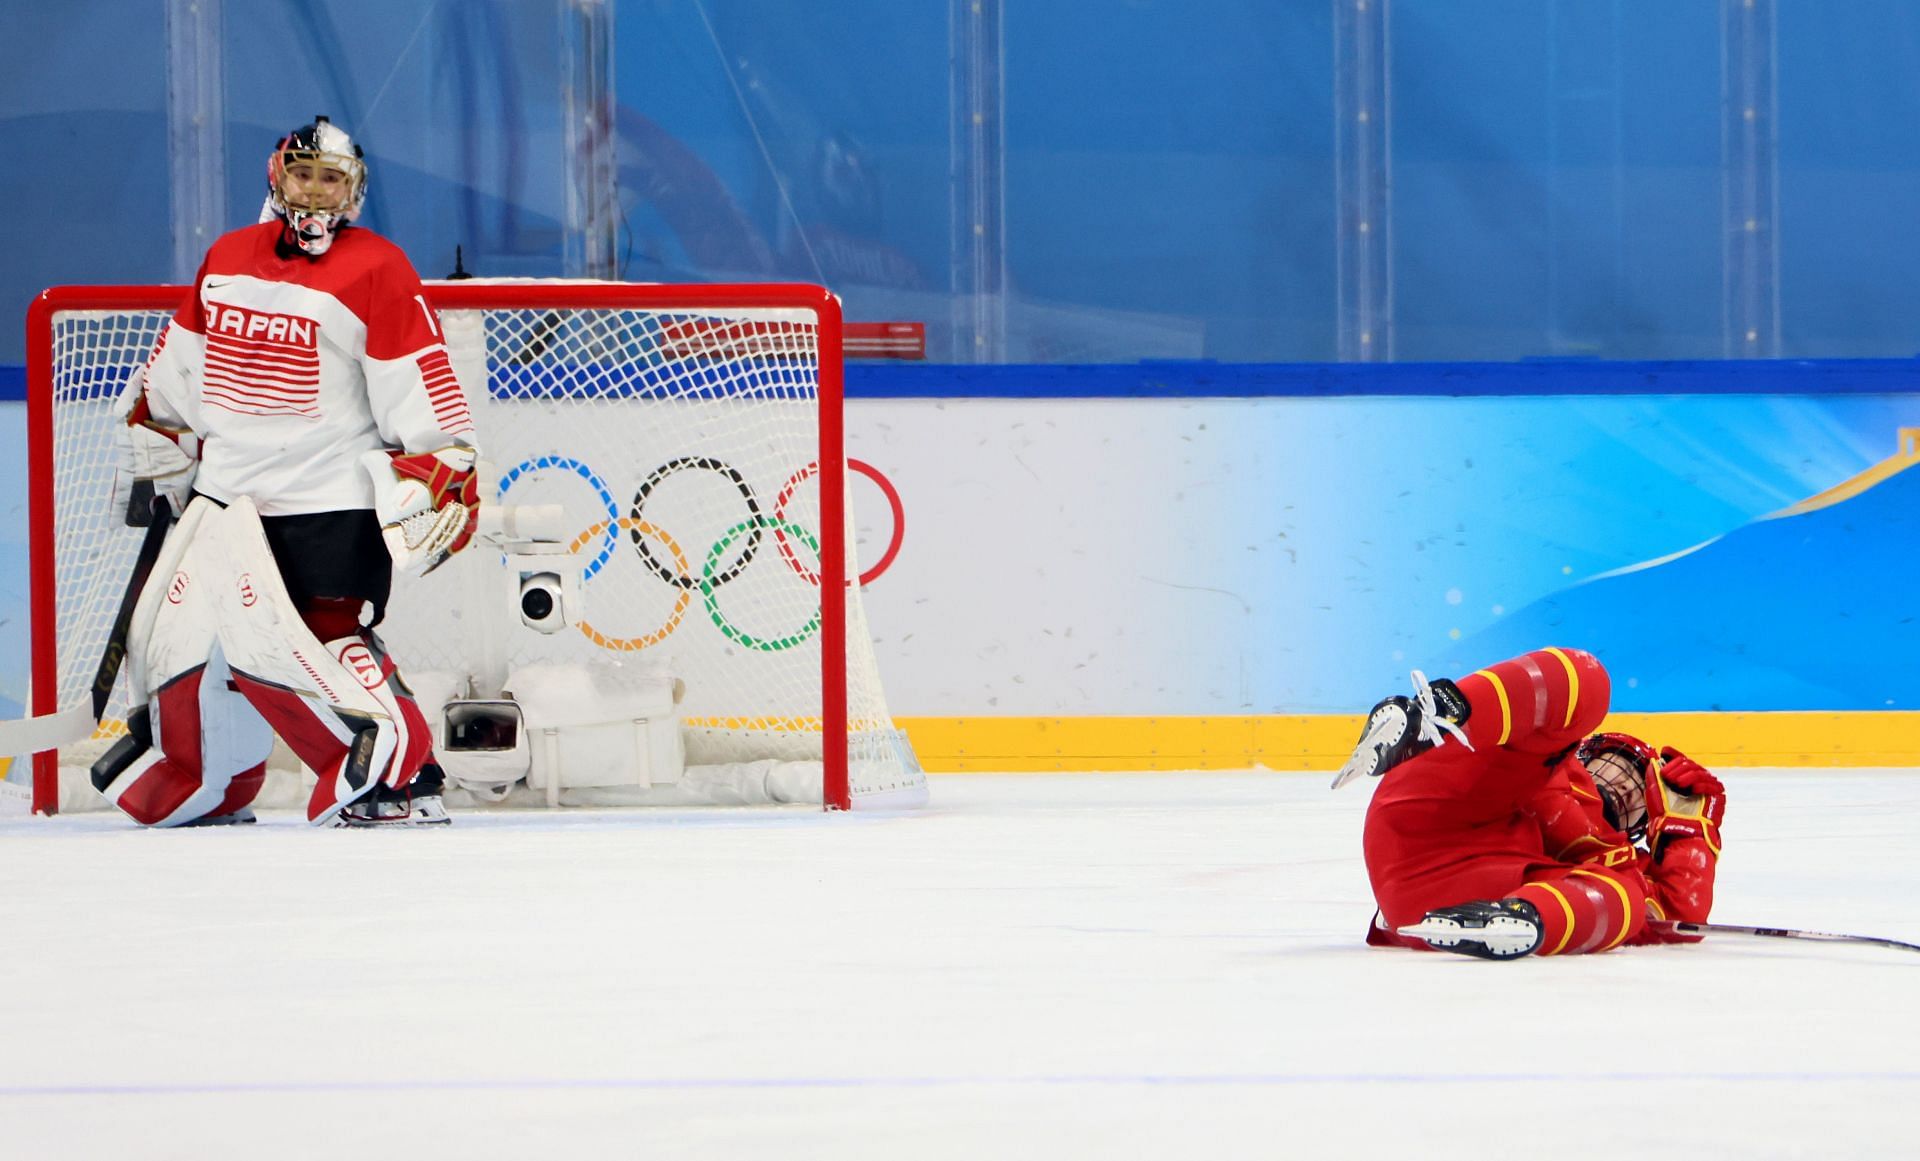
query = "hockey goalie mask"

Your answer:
(266, 115), (366, 257)
(1576, 732), (1654, 842)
